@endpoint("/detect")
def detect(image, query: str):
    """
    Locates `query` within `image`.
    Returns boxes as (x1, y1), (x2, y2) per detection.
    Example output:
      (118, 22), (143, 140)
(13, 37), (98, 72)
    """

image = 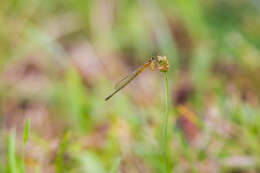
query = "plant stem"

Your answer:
(22, 118), (30, 173)
(162, 72), (169, 173)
